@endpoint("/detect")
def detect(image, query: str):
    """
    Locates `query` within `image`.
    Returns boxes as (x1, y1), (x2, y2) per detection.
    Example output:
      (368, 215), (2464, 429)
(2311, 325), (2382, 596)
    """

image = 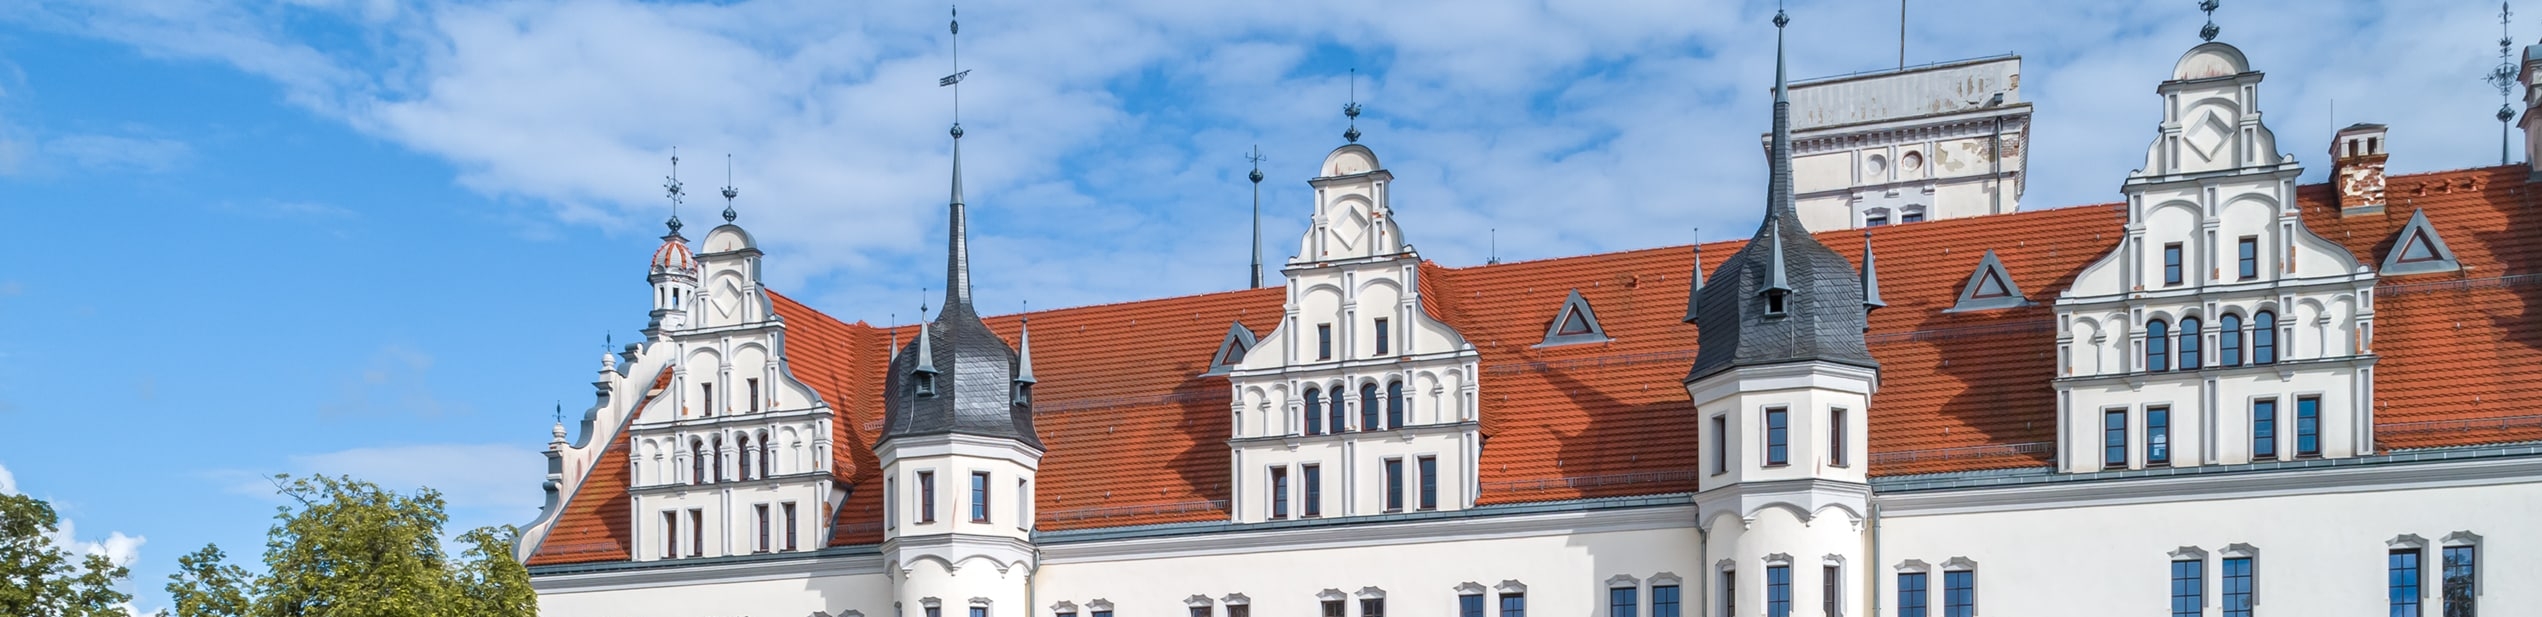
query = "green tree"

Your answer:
(160, 544), (252, 617)
(445, 525), (535, 617)
(0, 493), (135, 617)
(254, 474), (456, 617)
